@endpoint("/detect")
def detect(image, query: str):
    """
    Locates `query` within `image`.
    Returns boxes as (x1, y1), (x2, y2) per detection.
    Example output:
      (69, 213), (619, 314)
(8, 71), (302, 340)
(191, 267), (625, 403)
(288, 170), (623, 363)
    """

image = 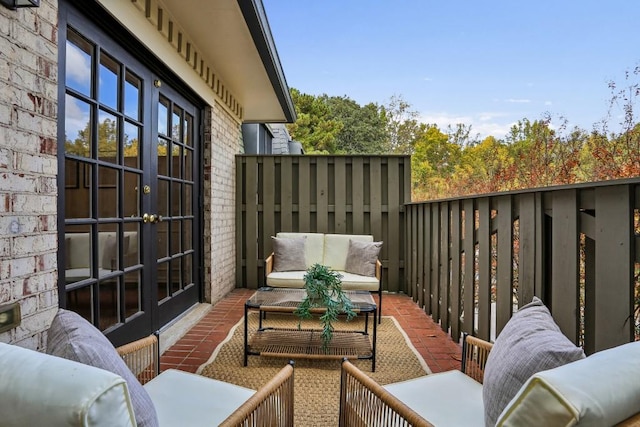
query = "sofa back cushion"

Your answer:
(276, 232), (325, 267)
(497, 341), (640, 426)
(323, 234), (373, 271)
(0, 342), (136, 427)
